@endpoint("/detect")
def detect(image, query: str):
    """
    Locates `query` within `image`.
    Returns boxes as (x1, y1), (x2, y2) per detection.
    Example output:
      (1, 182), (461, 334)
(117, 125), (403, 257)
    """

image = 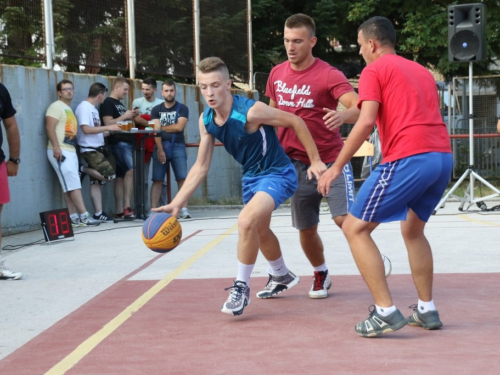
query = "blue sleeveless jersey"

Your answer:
(203, 95), (291, 177)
